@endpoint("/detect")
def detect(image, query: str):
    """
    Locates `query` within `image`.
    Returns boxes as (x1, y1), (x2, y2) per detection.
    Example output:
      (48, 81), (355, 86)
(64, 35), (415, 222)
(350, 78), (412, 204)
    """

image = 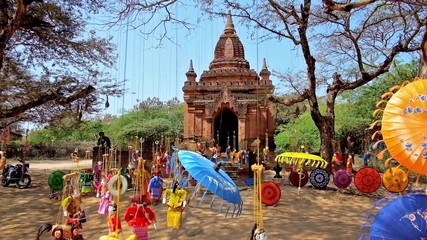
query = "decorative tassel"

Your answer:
(372, 109), (384, 117)
(372, 140), (384, 150)
(369, 120), (381, 129)
(401, 80), (410, 86)
(372, 197), (388, 209)
(389, 85), (401, 92)
(360, 222), (371, 229)
(384, 157), (393, 167)
(376, 99), (388, 108)
(371, 130), (382, 141)
(381, 91), (394, 99)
